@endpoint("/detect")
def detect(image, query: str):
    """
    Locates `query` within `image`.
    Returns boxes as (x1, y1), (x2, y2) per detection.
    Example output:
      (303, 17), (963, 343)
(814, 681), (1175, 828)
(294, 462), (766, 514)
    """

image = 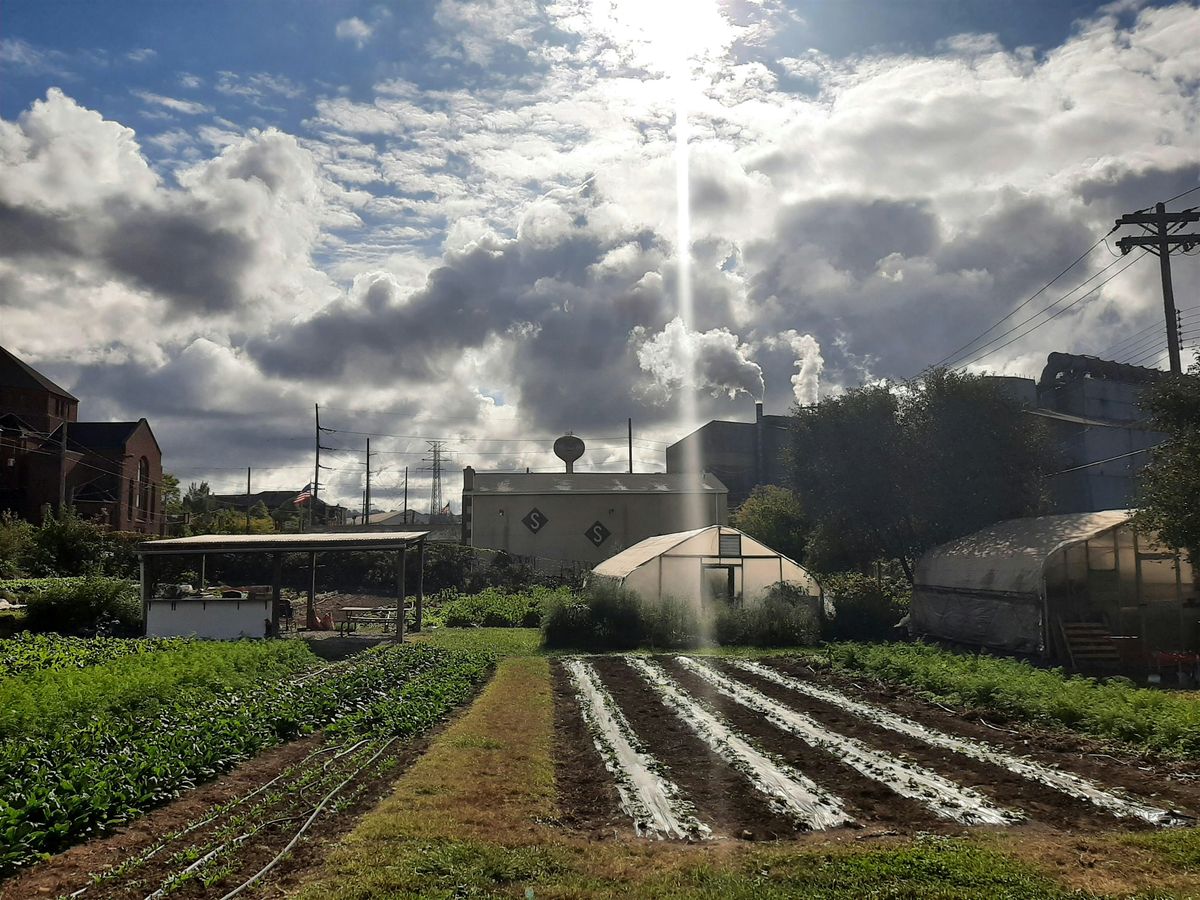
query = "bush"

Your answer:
(823, 570), (911, 641)
(18, 576), (141, 635)
(0, 514), (33, 579)
(24, 507), (110, 576)
(715, 583), (821, 647)
(542, 581), (647, 651)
